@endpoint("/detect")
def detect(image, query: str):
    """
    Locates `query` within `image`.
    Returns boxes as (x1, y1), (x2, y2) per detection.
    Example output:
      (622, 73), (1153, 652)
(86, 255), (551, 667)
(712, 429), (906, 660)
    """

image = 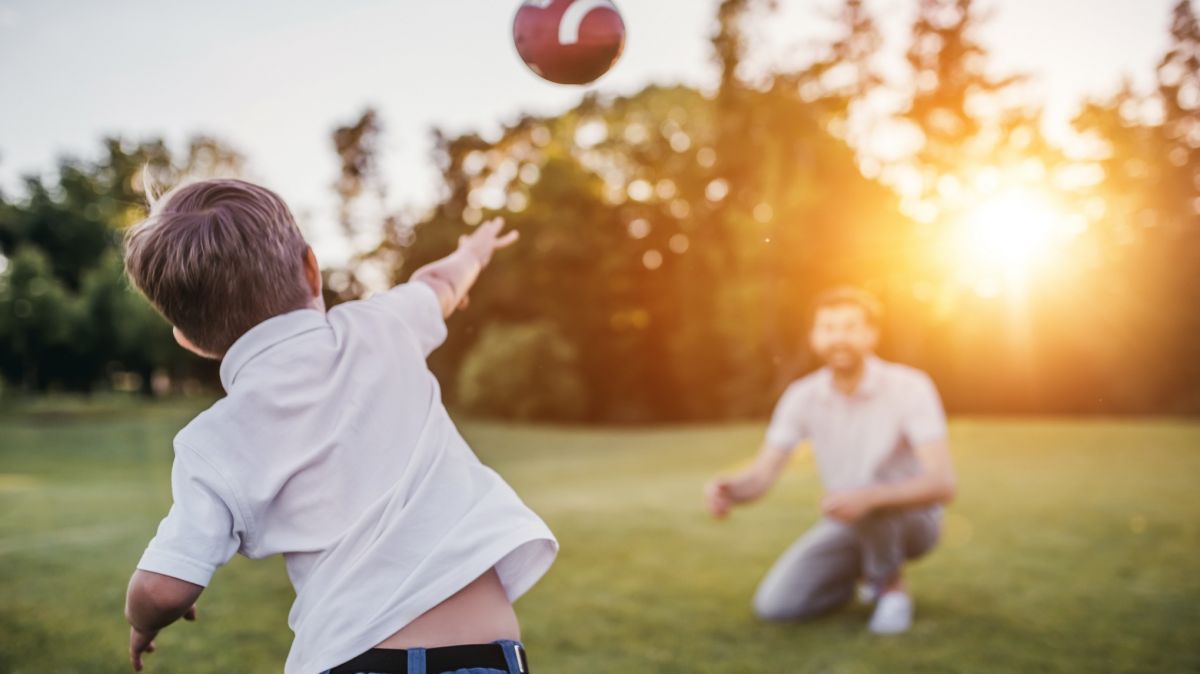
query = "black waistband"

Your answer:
(328, 643), (523, 674)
